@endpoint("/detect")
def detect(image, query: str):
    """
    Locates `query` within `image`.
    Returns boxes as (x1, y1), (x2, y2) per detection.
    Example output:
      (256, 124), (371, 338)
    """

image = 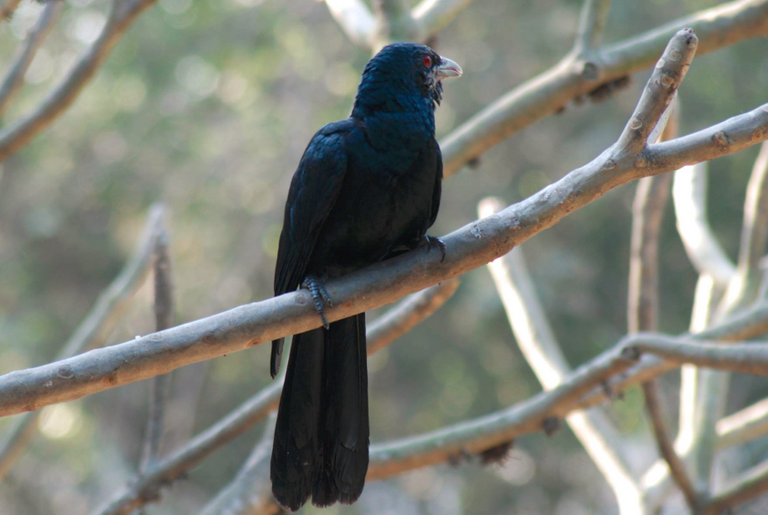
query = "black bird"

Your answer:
(270, 43), (461, 511)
